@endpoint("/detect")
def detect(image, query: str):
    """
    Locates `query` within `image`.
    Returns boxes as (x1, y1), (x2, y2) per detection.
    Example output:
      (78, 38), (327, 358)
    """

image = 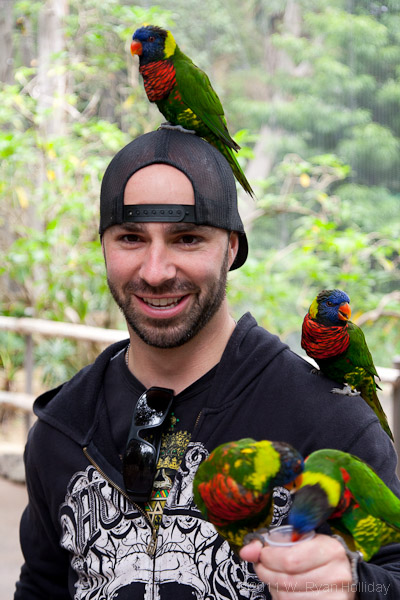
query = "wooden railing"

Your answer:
(1, 315), (400, 473)
(0, 316), (127, 432)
